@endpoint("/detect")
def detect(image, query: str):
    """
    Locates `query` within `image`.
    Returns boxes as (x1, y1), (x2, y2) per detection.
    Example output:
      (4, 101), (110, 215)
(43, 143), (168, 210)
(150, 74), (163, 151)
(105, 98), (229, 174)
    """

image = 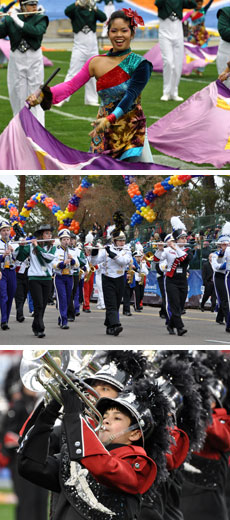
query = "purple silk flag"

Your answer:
(0, 39), (53, 66)
(144, 42), (218, 75)
(148, 80), (230, 168)
(0, 107), (175, 170)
